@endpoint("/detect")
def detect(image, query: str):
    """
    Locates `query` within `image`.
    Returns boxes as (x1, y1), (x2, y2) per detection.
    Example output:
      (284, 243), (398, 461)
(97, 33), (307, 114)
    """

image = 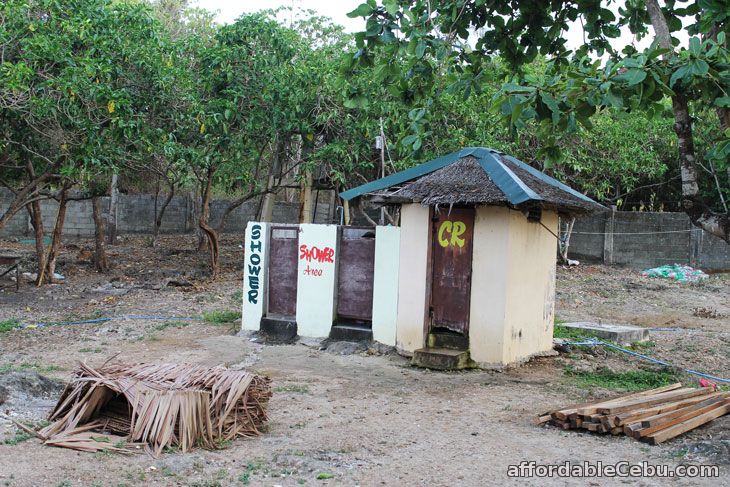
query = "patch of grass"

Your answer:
(564, 366), (680, 391)
(628, 341), (656, 351)
(190, 480), (222, 487)
(215, 468), (228, 480)
(316, 473), (334, 480)
(0, 319), (20, 333)
(0, 362), (63, 374)
(78, 347), (103, 353)
(3, 431), (33, 445)
(202, 310), (241, 324)
(297, 479), (306, 485)
(231, 289), (243, 304)
(213, 438), (232, 449)
(94, 449), (113, 460)
(153, 320), (192, 332)
(237, 473), (250, 485)
(274, 384), (310, 394)
(553, 324), (596, 341)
